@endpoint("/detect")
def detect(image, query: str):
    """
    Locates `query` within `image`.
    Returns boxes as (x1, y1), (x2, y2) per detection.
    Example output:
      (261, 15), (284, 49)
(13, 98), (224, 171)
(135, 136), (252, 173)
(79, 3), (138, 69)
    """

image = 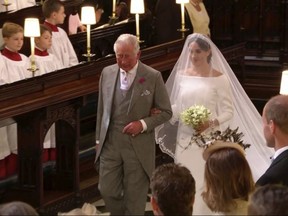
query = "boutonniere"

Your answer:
(139, 77), (146, 84)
